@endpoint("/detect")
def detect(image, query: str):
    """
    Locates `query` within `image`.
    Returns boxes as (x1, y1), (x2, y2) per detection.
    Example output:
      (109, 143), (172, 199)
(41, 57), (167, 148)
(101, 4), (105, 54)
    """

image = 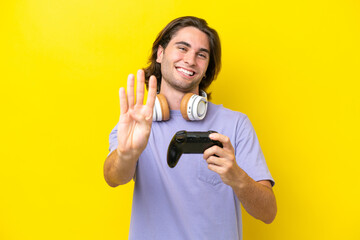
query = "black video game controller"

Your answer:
(167, 130), (223, 168)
